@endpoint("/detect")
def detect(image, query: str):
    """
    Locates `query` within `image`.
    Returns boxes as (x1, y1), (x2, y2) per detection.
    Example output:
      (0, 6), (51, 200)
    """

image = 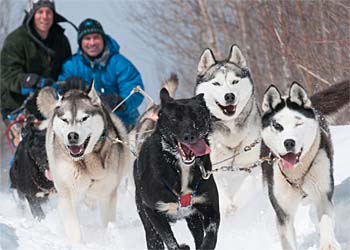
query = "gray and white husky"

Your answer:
(261, 82), (344, 250)
(195, 45), (261, 214)
(37, 84), (130, 243)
